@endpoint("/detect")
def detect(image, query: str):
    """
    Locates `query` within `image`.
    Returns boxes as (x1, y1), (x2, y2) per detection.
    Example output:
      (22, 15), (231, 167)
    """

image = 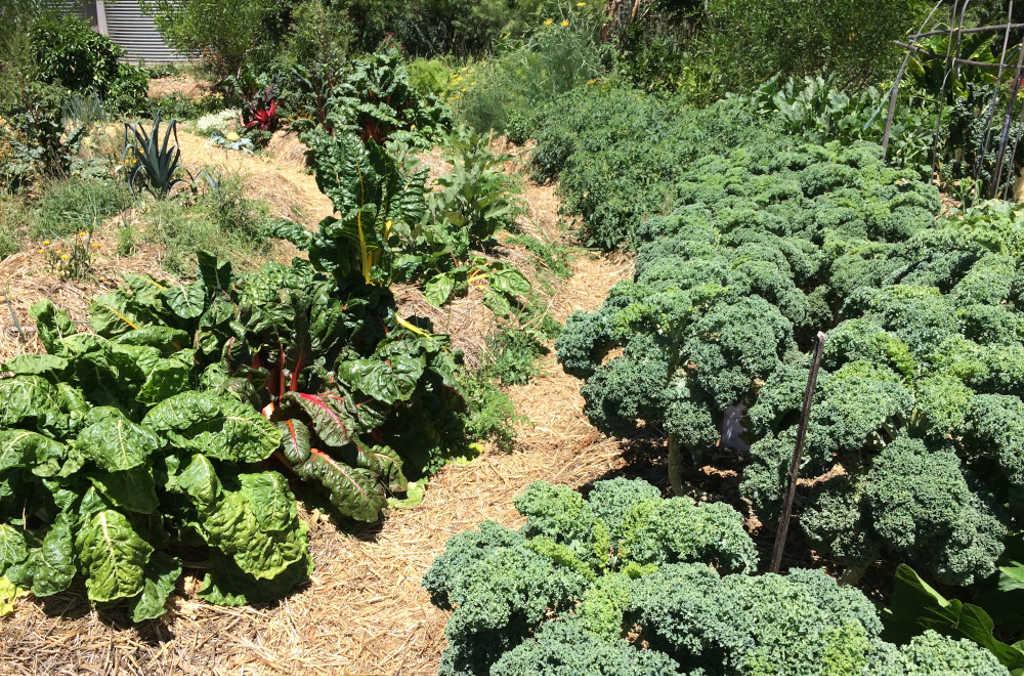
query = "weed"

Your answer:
(41, 229), (96, 280)
(31, 176), (131, 240)
(139, 172), (273, 274)
(457, 372), (518, 452)
(505, 233), (572, 279)
(480, 326), (549, 387)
